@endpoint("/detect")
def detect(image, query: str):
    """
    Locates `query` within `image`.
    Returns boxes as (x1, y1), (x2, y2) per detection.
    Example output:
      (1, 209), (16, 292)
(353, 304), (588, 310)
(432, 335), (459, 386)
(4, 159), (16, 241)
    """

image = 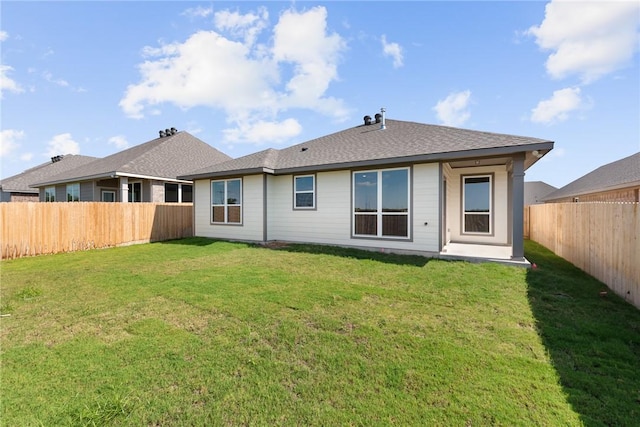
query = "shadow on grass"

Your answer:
(524, 240), (640, 426)
(156, 237), (234, 247)
(261, 242), (432, 267)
